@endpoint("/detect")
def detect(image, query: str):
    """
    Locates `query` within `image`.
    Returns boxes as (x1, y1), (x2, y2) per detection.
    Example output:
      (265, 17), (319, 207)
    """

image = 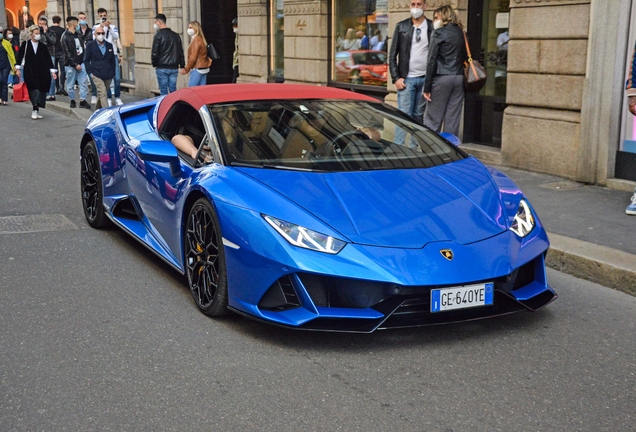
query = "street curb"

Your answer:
(547, 232), (636, 296)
